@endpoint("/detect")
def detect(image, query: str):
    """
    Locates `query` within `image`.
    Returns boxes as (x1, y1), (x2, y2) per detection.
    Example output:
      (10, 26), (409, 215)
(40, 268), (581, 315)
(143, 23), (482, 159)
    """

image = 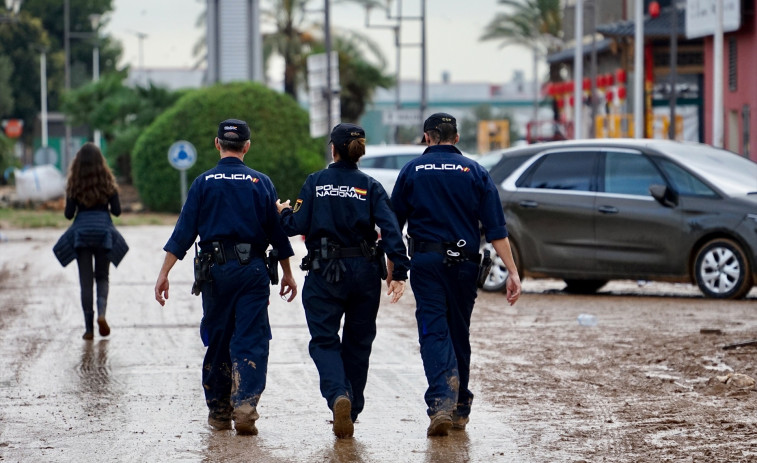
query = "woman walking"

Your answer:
(276, 123), (409, 438)
(54, 143), (128, 340)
